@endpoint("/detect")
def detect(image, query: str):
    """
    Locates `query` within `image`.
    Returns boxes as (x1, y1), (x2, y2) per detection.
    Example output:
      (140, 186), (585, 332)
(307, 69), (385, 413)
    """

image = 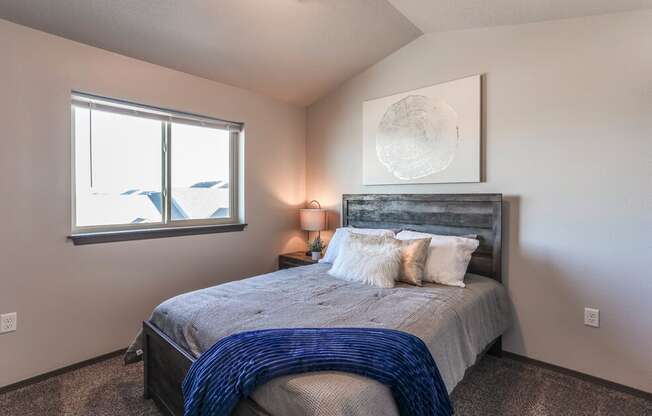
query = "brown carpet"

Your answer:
(1, 355), (649, 416)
